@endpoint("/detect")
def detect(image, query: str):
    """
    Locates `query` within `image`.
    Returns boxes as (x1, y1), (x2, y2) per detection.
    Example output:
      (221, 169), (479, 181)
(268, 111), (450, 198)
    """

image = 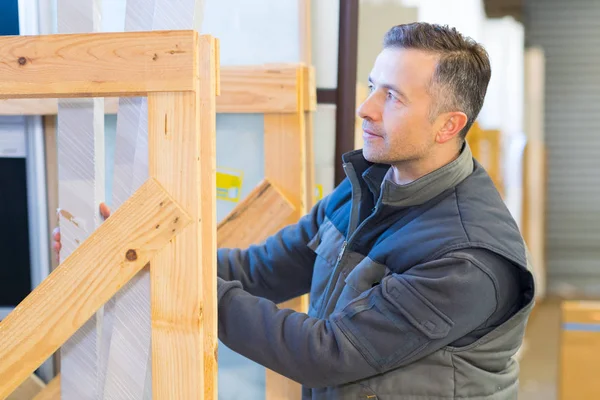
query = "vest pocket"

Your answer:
(334, 258), (387, 313)
(336, 277), (454, 371)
